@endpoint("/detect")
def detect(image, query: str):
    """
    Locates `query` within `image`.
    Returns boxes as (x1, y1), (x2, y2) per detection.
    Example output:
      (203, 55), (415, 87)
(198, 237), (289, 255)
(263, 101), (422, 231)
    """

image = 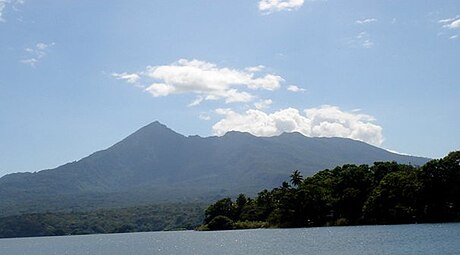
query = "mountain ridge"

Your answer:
(0, 121), (430, 216)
